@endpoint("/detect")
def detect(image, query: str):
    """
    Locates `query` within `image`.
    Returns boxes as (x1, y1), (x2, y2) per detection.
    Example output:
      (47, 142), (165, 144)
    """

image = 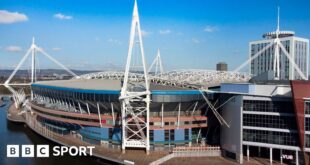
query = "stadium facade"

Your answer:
(30, 79), (208, 151)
